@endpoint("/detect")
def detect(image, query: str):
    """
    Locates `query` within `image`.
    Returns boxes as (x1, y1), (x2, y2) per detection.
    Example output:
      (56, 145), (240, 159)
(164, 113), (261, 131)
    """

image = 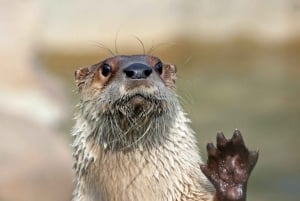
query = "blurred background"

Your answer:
(1, 0), (299, 201)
